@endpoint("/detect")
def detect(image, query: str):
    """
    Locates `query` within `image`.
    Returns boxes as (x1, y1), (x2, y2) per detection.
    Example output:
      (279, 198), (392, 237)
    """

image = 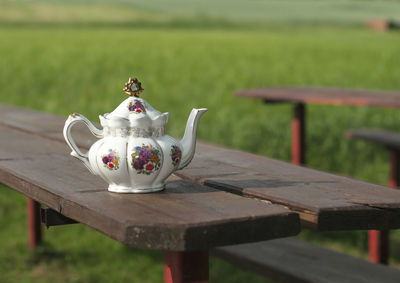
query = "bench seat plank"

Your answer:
(235, 87), (400, 108)
(0, 125), (300, 251)
(346, 129), (400, 151)
(2, 104), (400, 230)
(214, 238), (400, 283)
